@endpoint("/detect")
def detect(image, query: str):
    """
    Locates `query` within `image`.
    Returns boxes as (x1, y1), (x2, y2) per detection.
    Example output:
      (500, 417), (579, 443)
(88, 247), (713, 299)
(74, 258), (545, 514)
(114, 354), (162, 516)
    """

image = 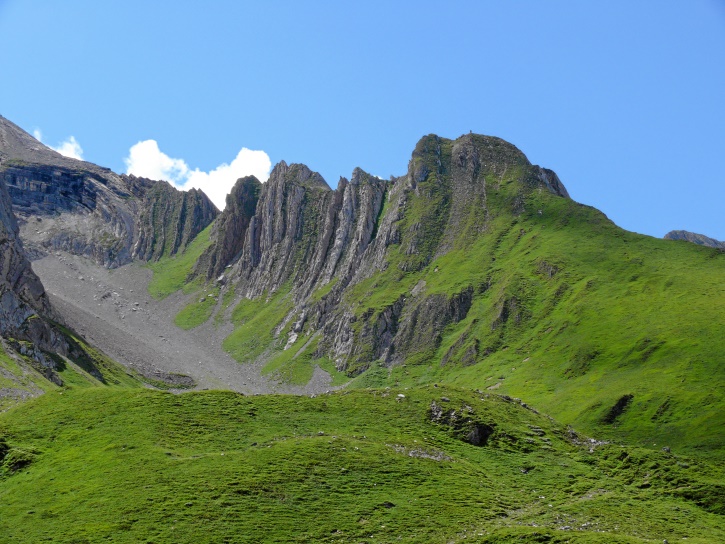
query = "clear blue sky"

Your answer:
(1, 1), (723, 239)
